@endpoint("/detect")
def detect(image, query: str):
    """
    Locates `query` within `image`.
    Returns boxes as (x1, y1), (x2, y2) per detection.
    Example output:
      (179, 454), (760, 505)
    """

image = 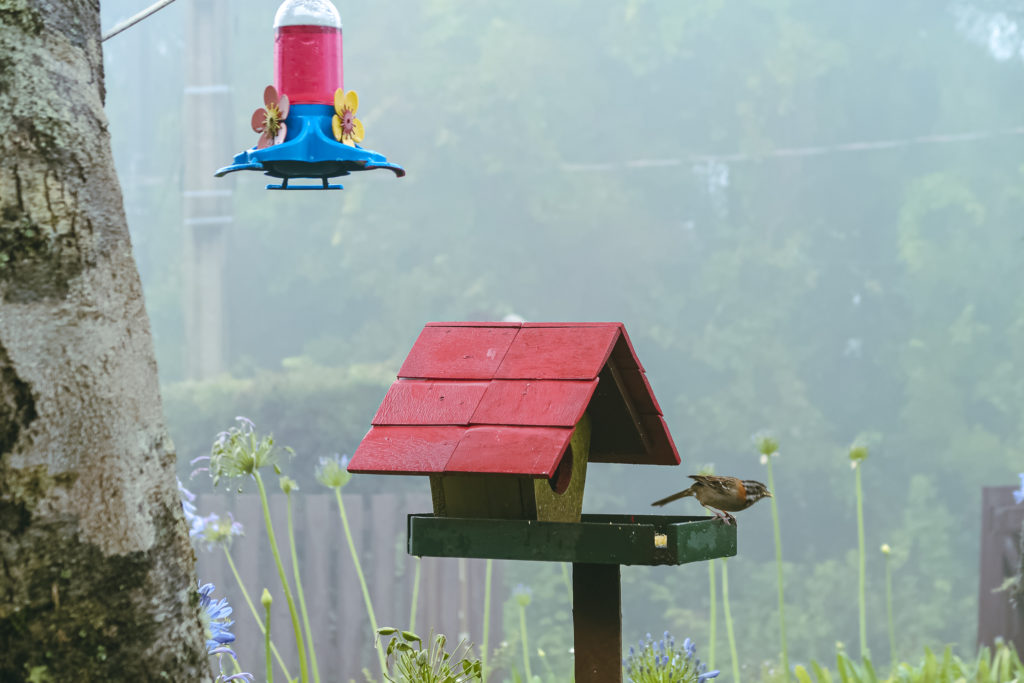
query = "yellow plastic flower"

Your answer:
(332, 89), (364, 146)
